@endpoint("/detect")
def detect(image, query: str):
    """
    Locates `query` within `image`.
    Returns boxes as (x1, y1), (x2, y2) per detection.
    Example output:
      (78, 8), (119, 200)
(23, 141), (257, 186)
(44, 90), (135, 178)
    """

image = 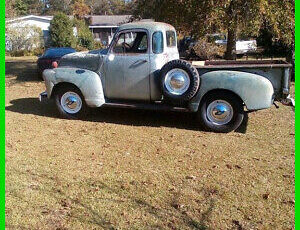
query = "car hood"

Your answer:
(58, 51), (106, 72)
